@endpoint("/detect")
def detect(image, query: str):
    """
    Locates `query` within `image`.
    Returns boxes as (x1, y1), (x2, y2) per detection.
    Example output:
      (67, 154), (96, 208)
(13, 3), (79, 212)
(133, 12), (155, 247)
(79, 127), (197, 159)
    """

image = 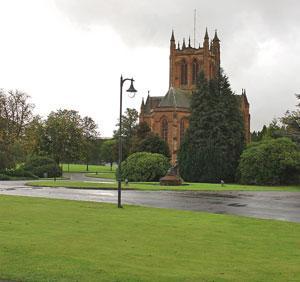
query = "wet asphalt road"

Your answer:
(0, 179), (300, 223)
